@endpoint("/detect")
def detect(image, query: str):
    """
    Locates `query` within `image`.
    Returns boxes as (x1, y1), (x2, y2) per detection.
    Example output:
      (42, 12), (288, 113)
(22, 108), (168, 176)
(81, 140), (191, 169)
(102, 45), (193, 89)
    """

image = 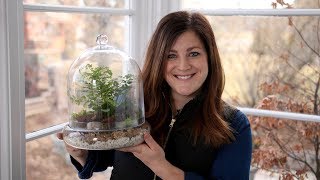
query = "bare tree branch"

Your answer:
(286, 49), (320, 74)
(271, 134), (316, 175)
(292, 22), (320, 58)
(314, 76), (320, 115)
(317, 17), (320, 54)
